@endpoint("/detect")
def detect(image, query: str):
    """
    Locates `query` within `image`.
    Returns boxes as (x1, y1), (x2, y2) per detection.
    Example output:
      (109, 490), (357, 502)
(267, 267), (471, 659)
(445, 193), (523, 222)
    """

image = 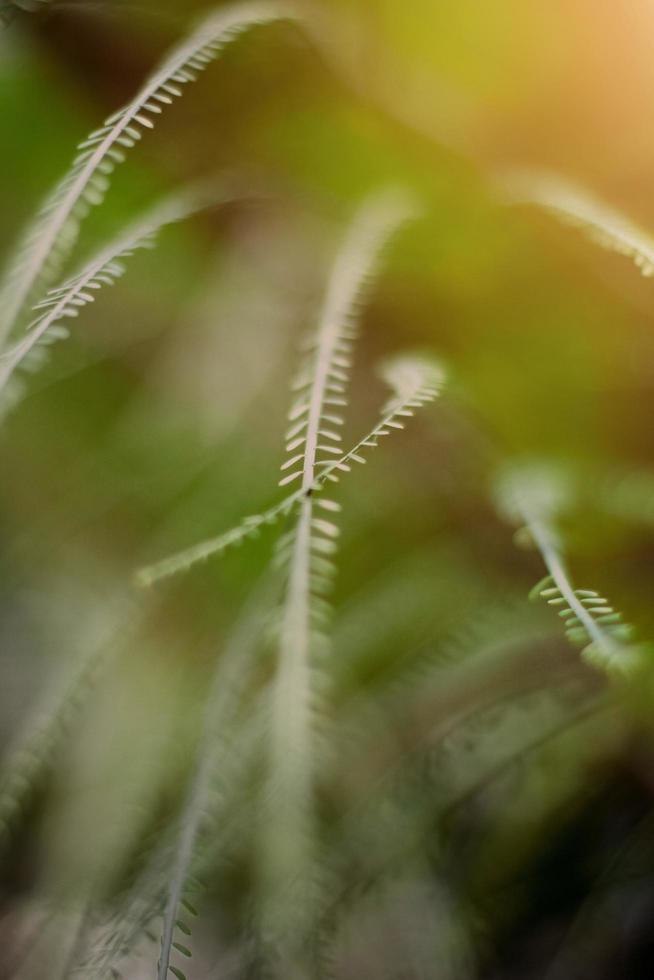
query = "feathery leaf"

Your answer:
(496, 463), (651, 676)
(73, 706), (266, 980)
(261, 189), (418, 948)
(157, 585), (272, 980)
(135, 353), (444, 587)
(500, 169), (654, 277)
(0, 1), (293, 343)
(0, 180), (237, 410)
(528, 575), (647, 675)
